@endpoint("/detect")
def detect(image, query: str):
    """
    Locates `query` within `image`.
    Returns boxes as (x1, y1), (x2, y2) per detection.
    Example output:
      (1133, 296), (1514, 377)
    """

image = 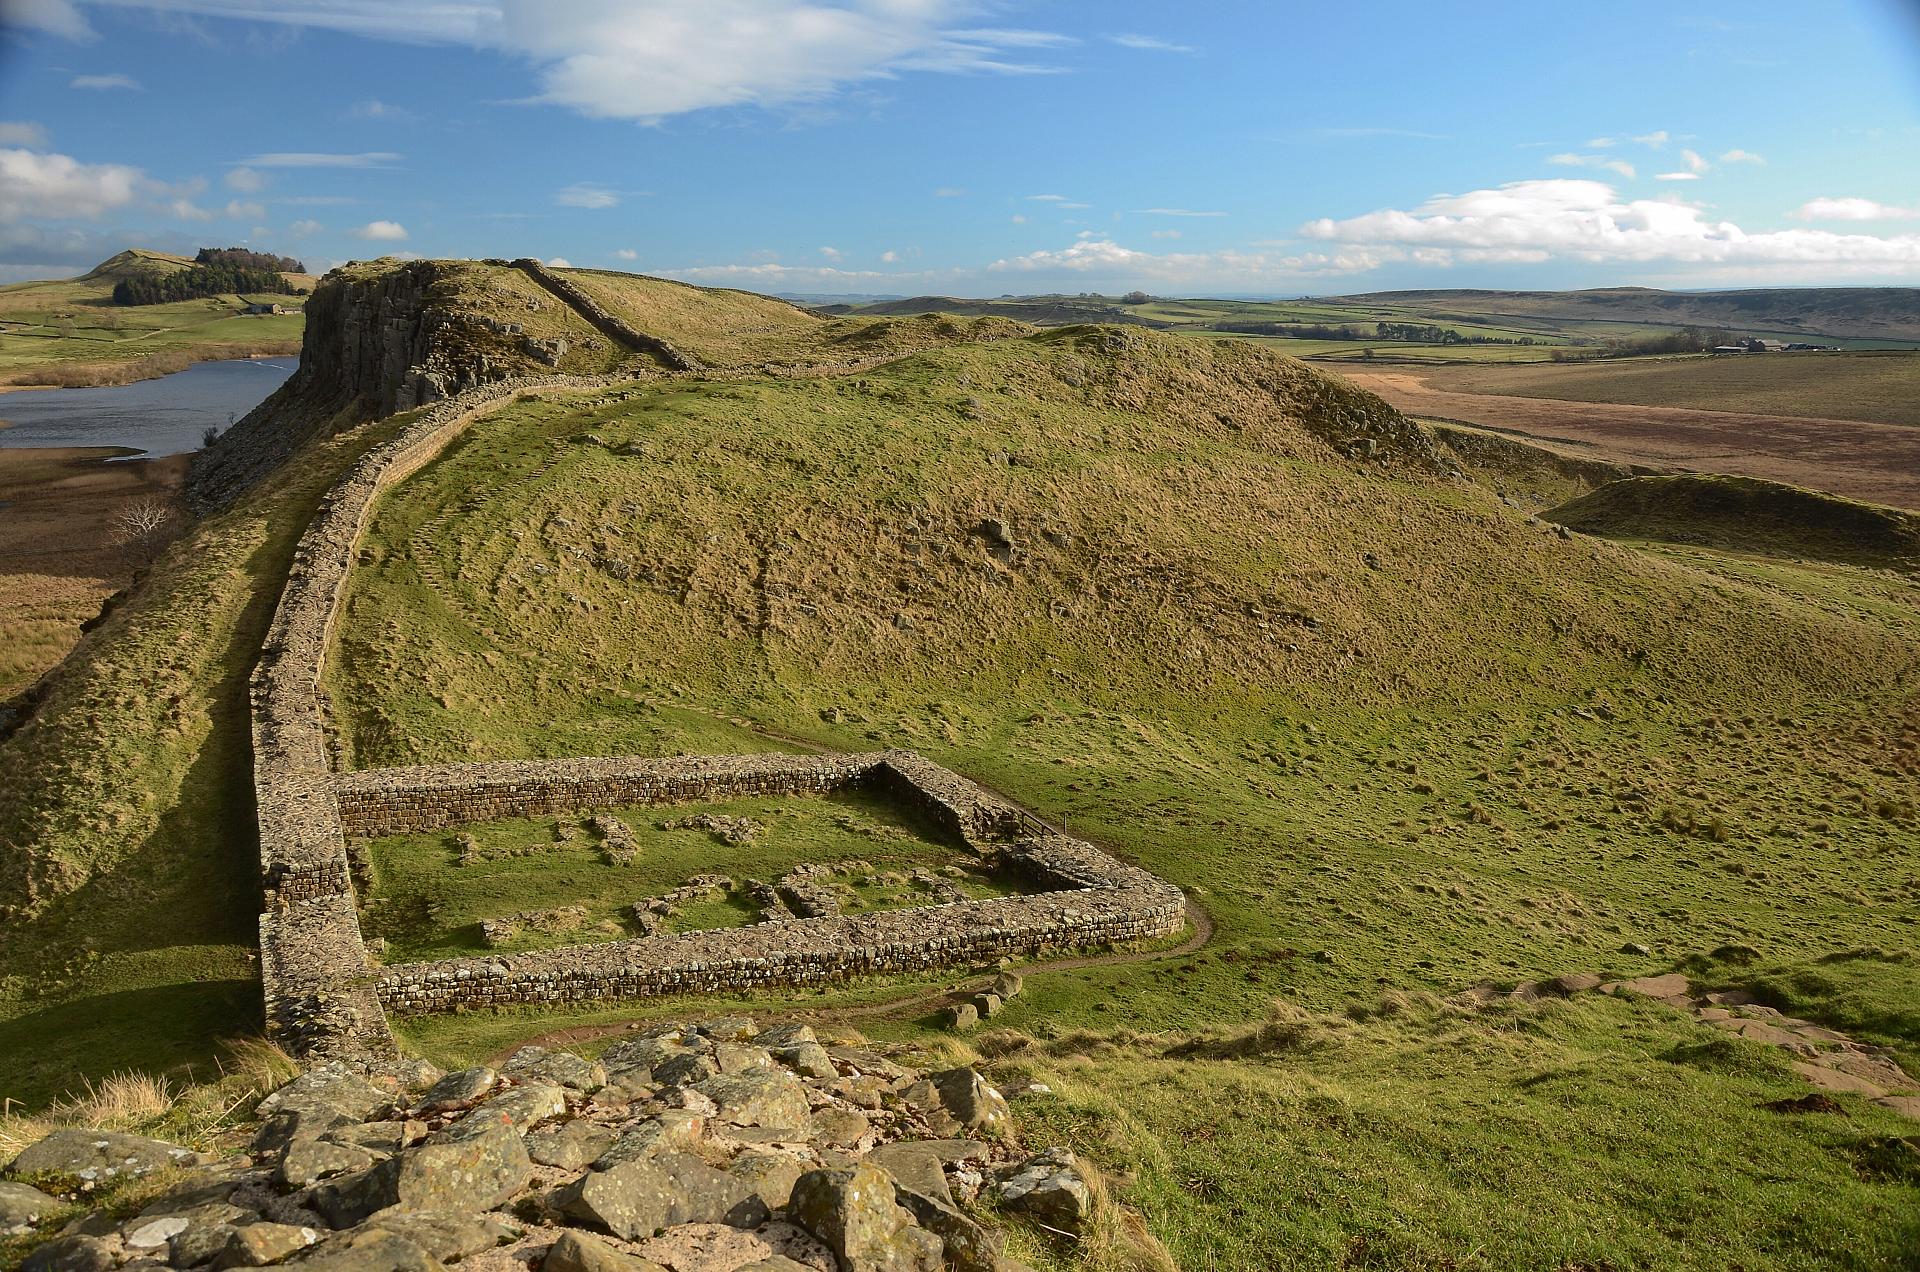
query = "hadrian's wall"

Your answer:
(247, 314), (1187, 1059)
(511, 259), (699, 372)
(252, 372), (620, 1057)
(333, 752), (887, 838)
(376, 836), (1184, 1014)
